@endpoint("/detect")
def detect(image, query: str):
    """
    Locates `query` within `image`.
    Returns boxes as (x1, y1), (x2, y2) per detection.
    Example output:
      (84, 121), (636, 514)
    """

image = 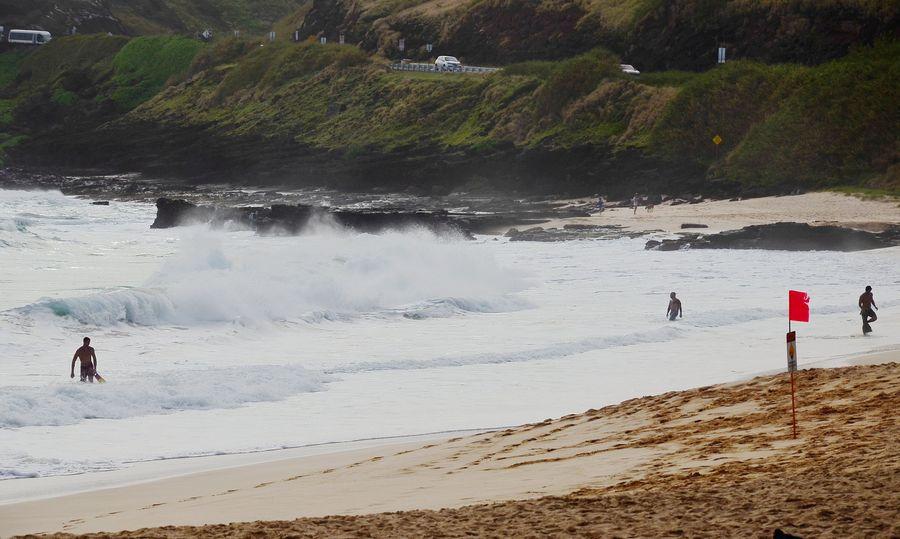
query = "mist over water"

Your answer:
(1, 189), (898, 483)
